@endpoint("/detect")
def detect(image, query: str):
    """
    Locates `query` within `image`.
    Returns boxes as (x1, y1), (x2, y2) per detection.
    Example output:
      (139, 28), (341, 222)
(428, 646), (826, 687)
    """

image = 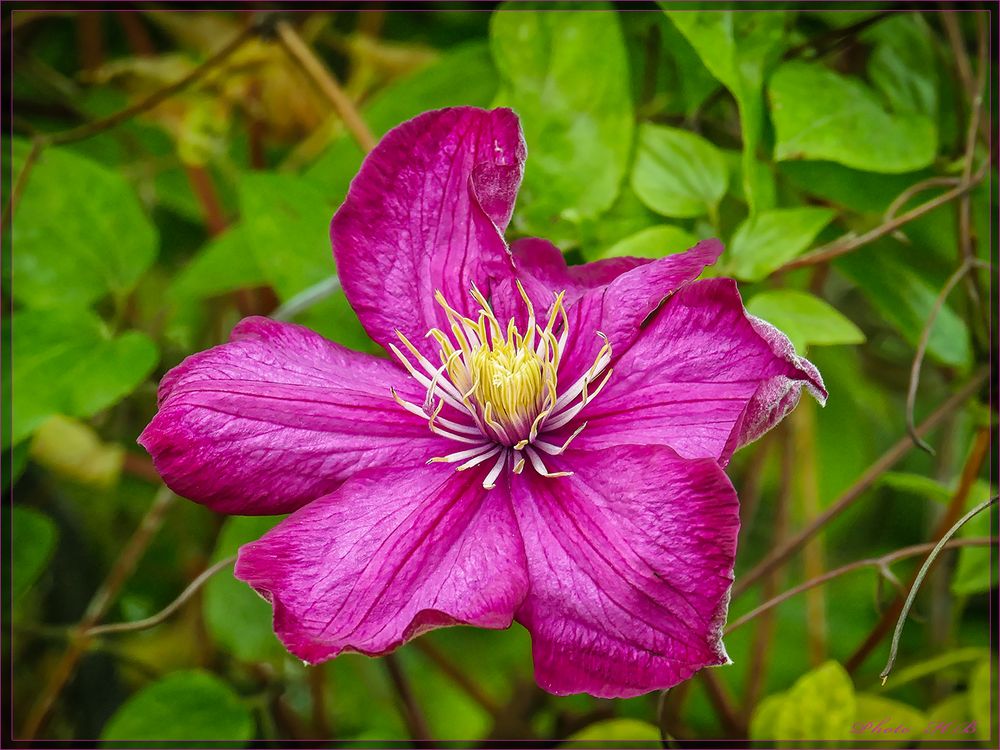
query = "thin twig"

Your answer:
(698, 670), (743, 736)
(275, 20), (377, 153)
(846, 426), (991, 673)
(726, 537), (994, 636)
(734, 370), (987, 597)
(85, 555), (236, 637)
(783, 10), (896, 60)
(413, 639), (503, 718)
(883, 176), (960, 223)
(1, 137), (42, 230)
(384, 654), (433, 743)
(21, 486), (176, 739)
(880, 497), (997, 684)
(905, 258), (988, 454)
(776, 161), (989, 274)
